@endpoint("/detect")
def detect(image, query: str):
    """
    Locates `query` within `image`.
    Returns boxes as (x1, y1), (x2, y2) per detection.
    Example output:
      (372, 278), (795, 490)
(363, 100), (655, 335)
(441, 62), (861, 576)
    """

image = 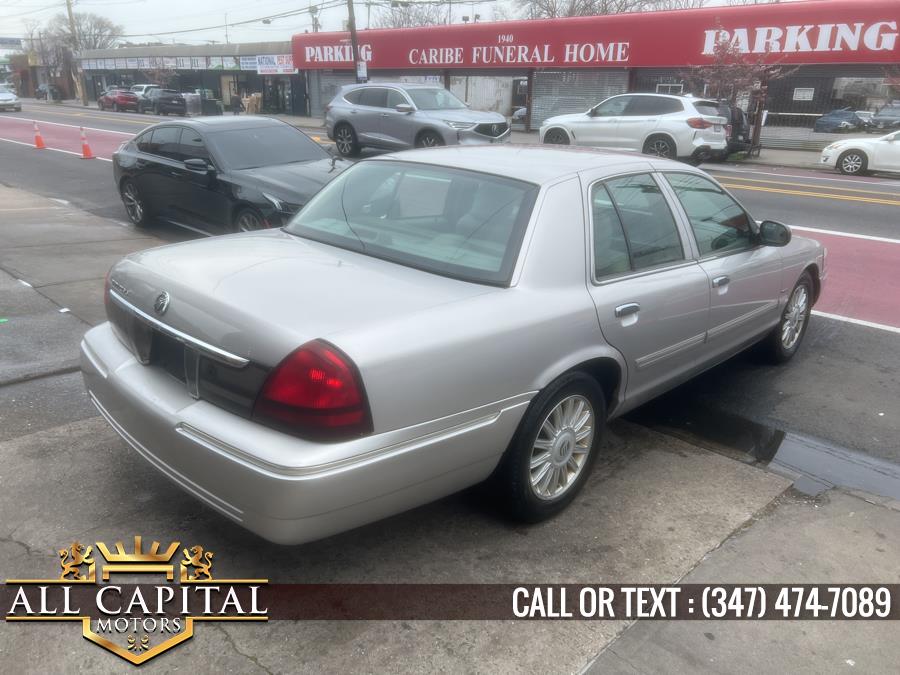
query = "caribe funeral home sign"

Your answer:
(5, 536), (268, 665)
